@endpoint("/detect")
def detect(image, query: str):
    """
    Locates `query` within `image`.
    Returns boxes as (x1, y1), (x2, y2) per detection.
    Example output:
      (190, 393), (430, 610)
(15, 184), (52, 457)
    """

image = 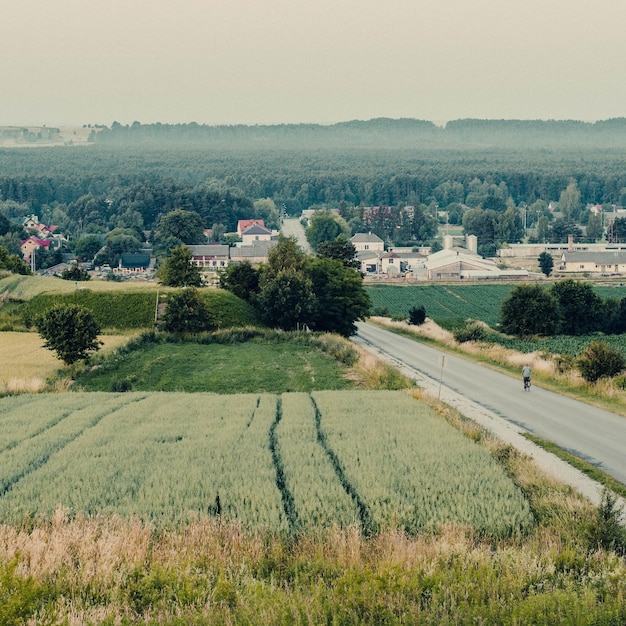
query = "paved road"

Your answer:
(281, 218), (313, 253)
(355, 322), (626, 486)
